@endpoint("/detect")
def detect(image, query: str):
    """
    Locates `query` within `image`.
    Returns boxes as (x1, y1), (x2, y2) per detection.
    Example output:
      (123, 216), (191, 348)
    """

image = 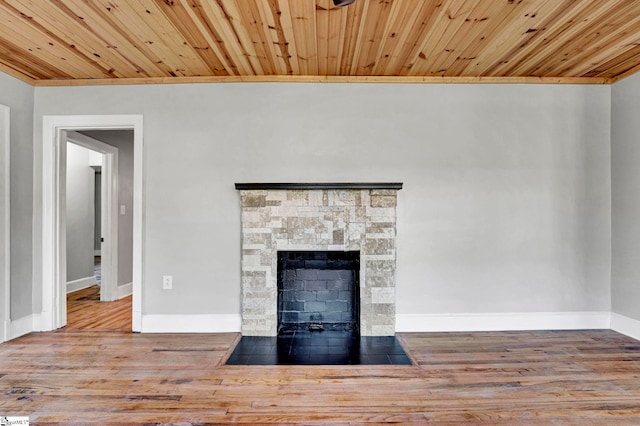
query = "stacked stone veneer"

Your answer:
(239, 188), (398, 336)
